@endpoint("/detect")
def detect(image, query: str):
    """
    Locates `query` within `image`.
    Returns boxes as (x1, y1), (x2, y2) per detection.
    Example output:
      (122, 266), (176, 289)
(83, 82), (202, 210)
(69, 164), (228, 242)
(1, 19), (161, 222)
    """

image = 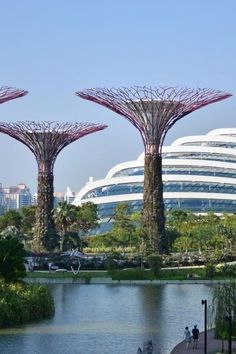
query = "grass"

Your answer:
(26, 270), (108, 279)
(25, 267), (236, 281)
